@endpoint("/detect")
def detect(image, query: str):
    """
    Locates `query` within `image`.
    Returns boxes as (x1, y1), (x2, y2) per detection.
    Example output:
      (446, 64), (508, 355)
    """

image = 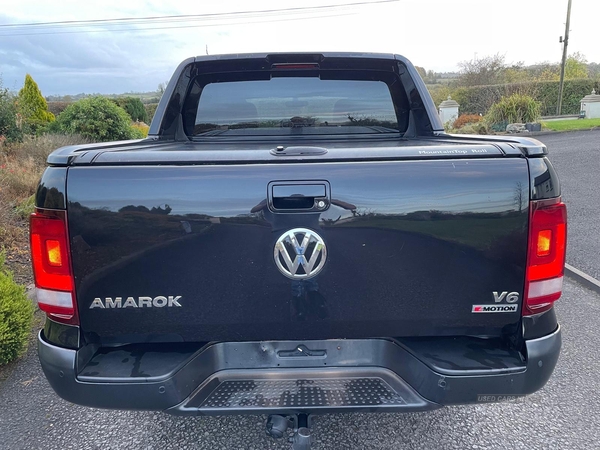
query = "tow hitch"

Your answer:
(266, 414), (313, 450)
